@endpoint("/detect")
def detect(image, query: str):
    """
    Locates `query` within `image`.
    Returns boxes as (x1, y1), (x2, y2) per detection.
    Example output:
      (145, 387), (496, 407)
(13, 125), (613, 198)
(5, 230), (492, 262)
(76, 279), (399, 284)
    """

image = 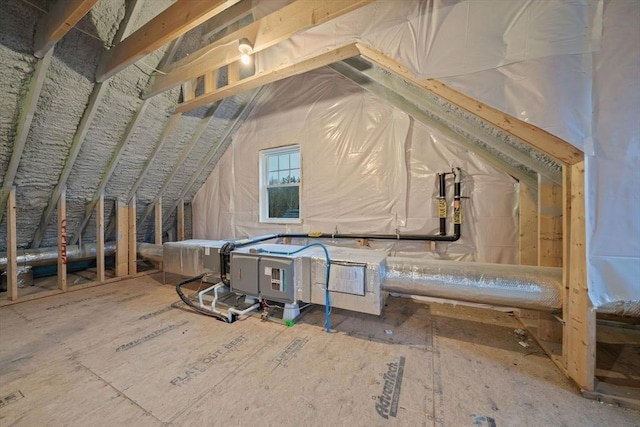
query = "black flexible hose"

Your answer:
(175, 274), (228, 322)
